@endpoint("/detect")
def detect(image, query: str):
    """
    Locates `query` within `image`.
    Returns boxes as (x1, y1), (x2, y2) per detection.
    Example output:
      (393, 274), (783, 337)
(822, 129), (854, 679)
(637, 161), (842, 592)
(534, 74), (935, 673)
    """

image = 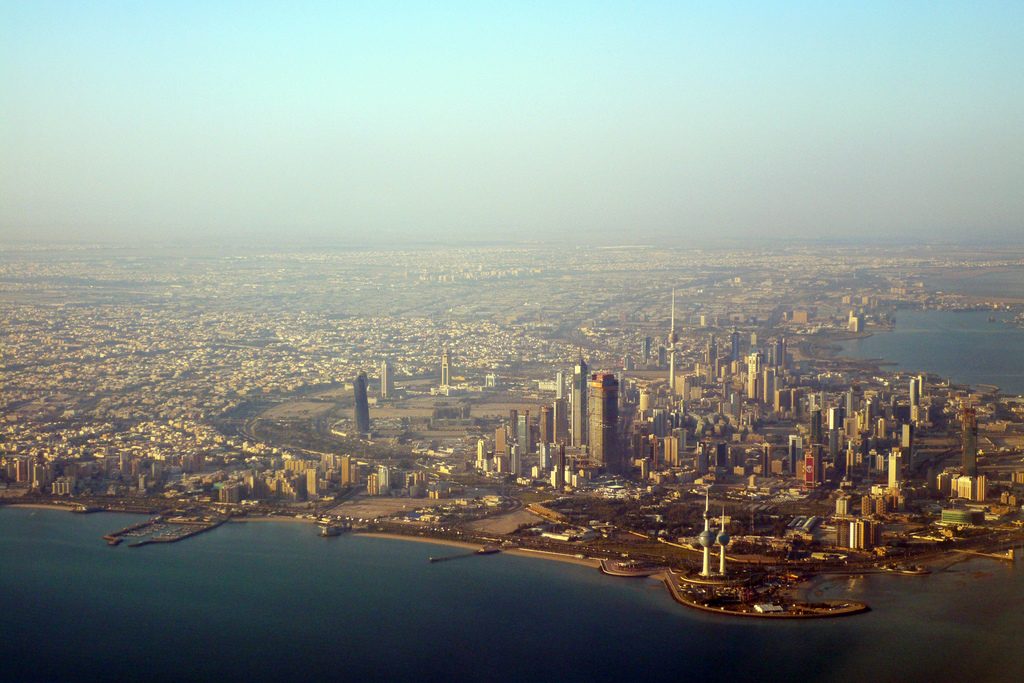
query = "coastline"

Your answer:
(230, 515), (317, 525)
(2, 502), (78, 512)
